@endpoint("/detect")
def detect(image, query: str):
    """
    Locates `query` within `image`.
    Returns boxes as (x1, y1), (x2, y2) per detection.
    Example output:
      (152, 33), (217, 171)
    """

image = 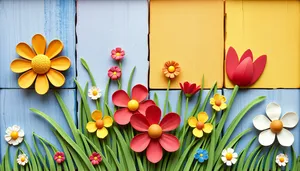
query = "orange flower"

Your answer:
(162, 61), (180, 79)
